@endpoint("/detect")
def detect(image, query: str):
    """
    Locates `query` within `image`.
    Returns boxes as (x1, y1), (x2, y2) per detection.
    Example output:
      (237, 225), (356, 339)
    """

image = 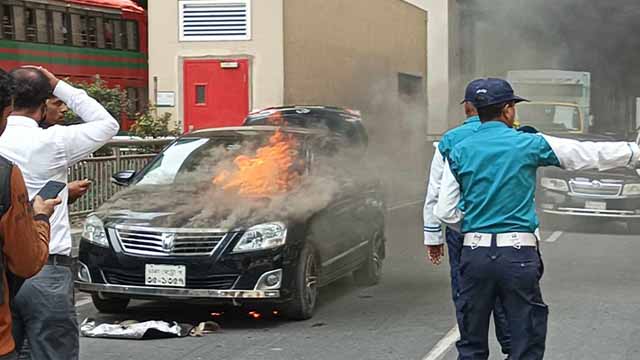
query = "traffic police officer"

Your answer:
(435, 78), (640, 360)
(423, 79), (511, 357)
